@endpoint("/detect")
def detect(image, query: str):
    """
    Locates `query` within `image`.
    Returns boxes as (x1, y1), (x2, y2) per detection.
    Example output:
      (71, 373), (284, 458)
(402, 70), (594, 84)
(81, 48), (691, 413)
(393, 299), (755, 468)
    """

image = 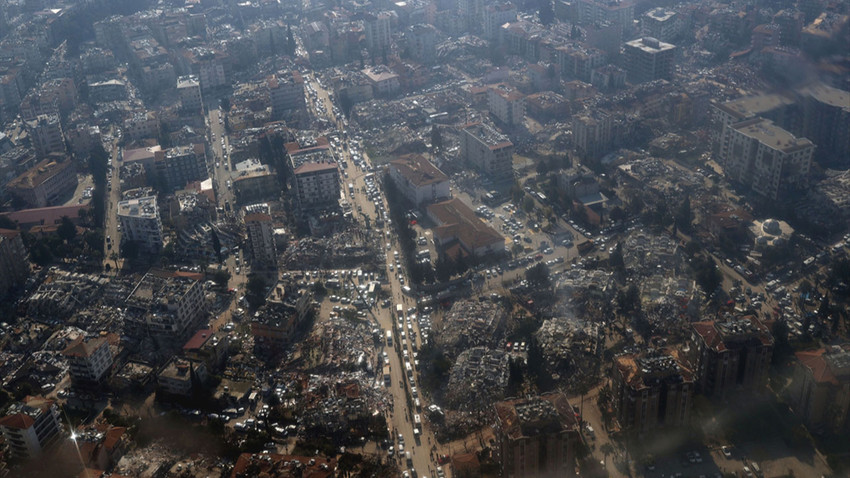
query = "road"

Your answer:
(103, 137), (122, 272)
(307, 78), (445, 478)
